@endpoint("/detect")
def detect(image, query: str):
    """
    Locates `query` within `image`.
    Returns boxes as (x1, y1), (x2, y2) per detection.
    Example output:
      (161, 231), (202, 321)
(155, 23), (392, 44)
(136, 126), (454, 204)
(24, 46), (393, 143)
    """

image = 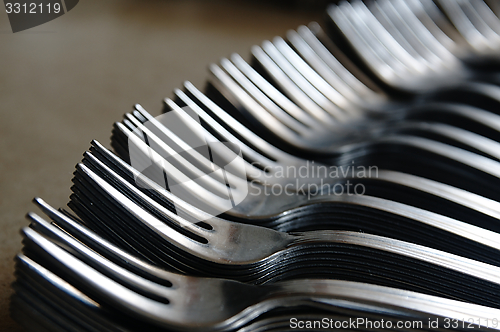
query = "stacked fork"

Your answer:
(12, 1), (500, 331)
